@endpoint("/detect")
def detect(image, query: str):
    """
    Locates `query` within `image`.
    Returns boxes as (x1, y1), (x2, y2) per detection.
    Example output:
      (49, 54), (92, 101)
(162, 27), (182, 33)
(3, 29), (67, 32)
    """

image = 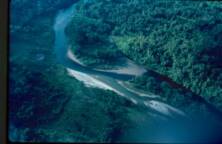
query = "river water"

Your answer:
(54, 1), (185, 120)
(53, 2), (187, 120)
